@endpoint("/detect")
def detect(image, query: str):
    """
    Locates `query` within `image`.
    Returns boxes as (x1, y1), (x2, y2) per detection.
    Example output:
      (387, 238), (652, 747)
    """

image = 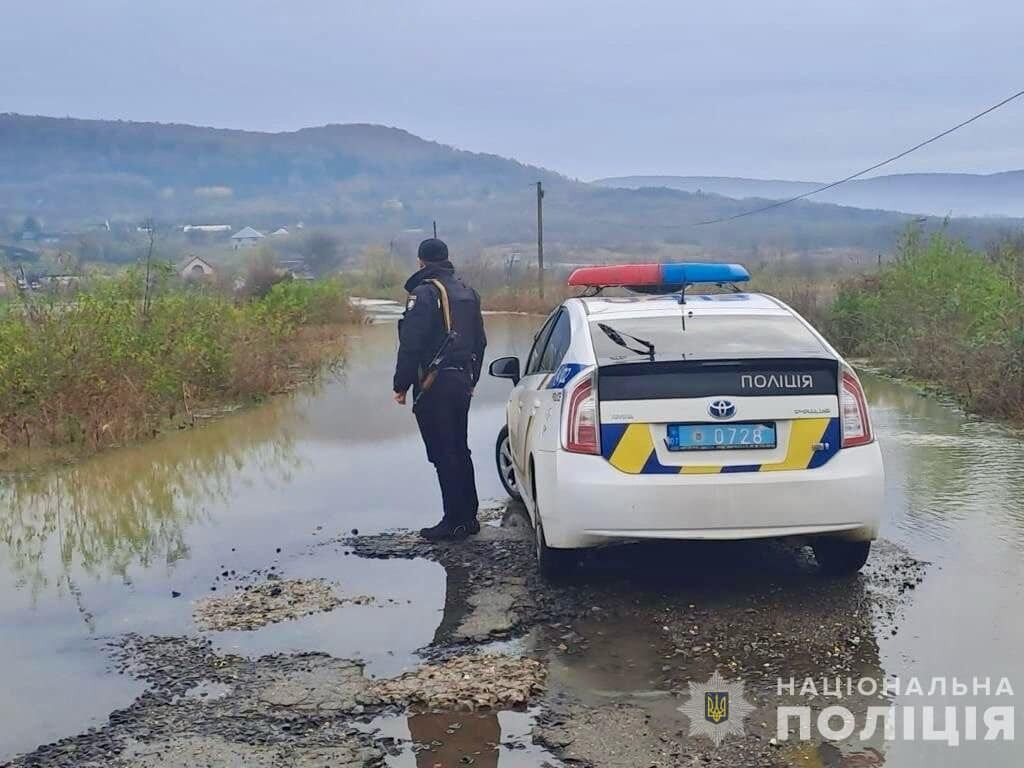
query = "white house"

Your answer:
(183, 224), (232, 233)
(231, 226), (264, 249)
(270, 227), (289, 236)
(180, 255), (216, 280)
